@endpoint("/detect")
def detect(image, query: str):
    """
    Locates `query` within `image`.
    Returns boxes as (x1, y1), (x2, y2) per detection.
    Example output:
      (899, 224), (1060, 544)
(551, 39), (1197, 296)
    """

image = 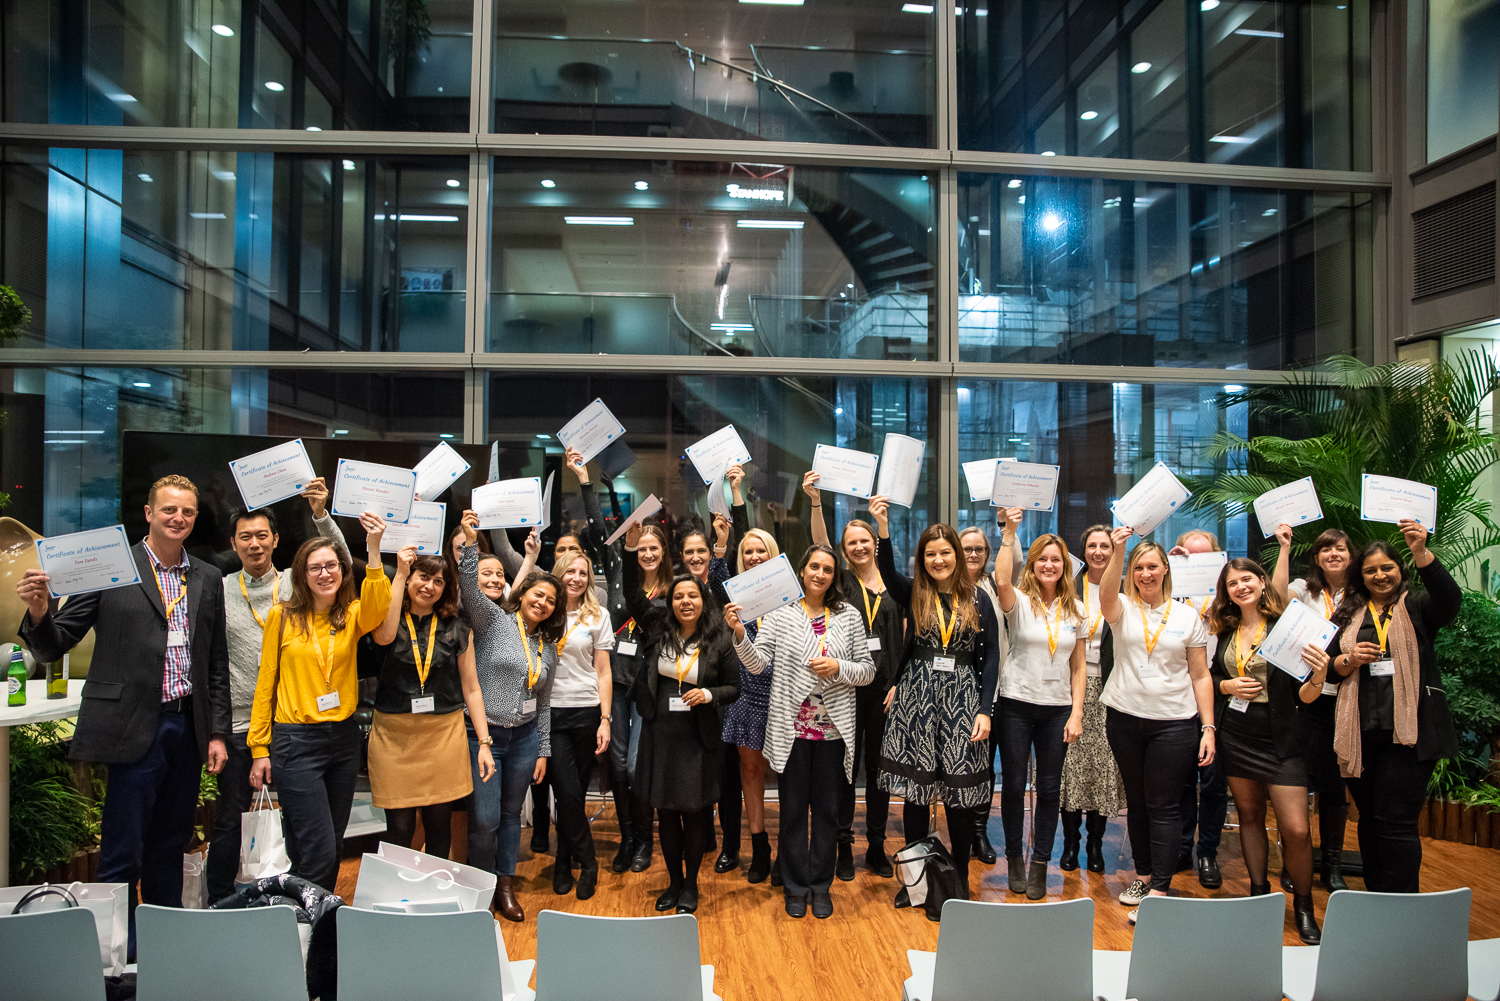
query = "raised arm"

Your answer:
(458, 511), (502, 634)
(1404, 520), (1461, 630)
(1270, 523), (1293, 602)
(995, 507), (1022, 613)
(870, 495), (912, 608)
(372, 547), (416, 645)
(353, 513), (394, 636)
(1099, 526), (1133, 625)
(488, 525), (525, 581)
(16, 573), (98, 664)
(804, 471), (830, 548)
(621, 524), (655, 627)
(302, 477), (352, 564)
